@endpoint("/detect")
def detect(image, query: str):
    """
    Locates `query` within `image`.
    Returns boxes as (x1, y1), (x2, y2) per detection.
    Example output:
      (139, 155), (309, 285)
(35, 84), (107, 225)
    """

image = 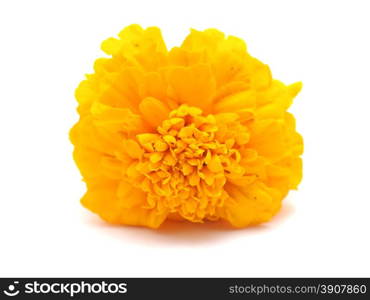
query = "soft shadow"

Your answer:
(82, 201), (295, 246)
